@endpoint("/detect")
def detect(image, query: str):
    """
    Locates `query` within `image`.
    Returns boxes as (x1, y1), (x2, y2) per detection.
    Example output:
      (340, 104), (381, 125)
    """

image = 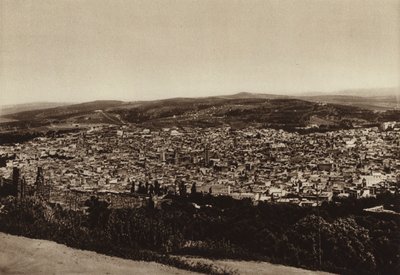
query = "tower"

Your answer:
(160, 150), (166, 162)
